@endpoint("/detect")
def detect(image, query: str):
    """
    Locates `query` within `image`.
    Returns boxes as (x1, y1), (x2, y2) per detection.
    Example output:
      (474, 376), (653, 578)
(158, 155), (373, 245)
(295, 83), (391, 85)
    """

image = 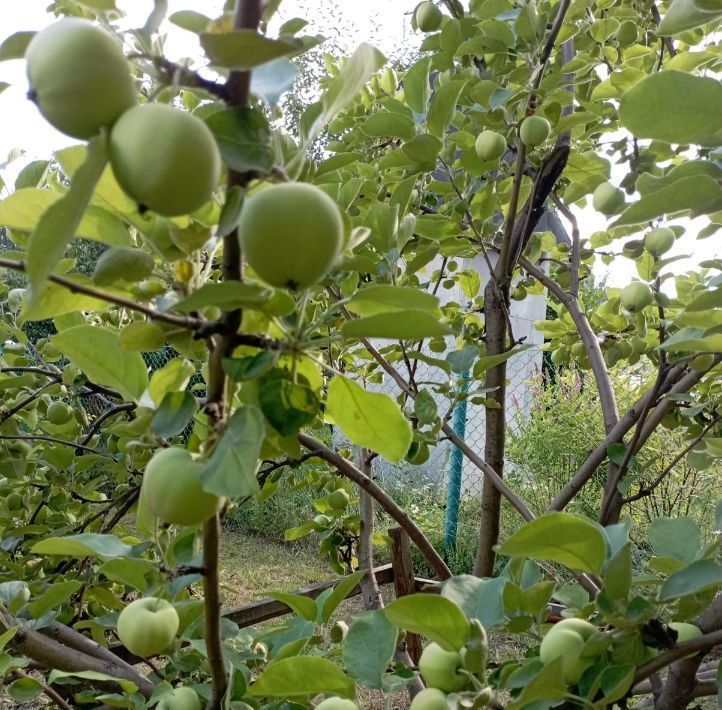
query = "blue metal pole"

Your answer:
(444, 371), (469, 553)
